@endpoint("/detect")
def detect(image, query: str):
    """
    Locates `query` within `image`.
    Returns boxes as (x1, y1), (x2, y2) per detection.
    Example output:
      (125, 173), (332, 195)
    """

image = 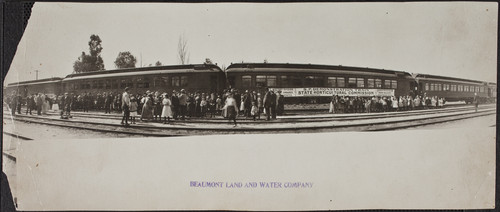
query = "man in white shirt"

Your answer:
(121, 87), (131, 126)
